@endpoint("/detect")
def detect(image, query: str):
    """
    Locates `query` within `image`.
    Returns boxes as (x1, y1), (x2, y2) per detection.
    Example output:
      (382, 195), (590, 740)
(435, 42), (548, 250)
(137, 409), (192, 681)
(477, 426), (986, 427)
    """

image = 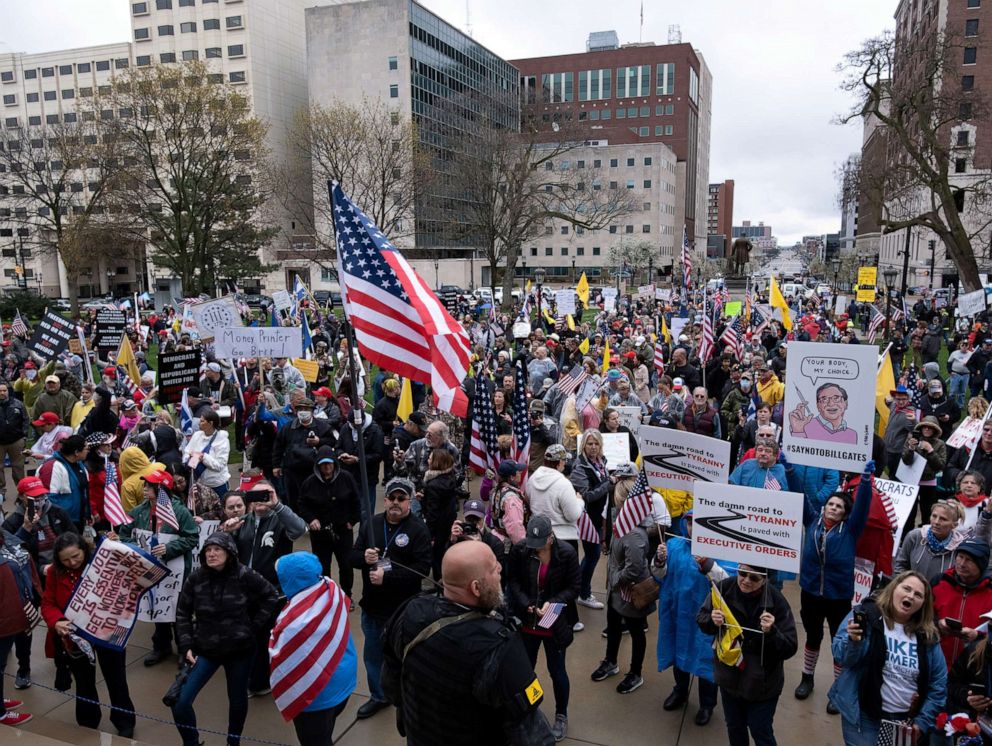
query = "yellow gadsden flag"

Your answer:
(602, 337), (611, 377)
(576, 272), (590, 306)
(661, 315), (671, 344)
(117, 335), (141, 388)
(876, 350), (896, 436)
(711, 585), (744, 668)
(578, 337), (590, 354)
(768, 276), (793, 331)
(397, 377), (414, 422)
